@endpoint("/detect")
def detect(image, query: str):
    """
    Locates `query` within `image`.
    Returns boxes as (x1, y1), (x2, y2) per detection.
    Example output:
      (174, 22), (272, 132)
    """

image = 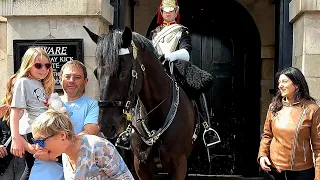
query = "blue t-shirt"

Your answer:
(29, 96), (98, 179)
(63, 96), (99, 134)
(29, 159), (64, 180)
